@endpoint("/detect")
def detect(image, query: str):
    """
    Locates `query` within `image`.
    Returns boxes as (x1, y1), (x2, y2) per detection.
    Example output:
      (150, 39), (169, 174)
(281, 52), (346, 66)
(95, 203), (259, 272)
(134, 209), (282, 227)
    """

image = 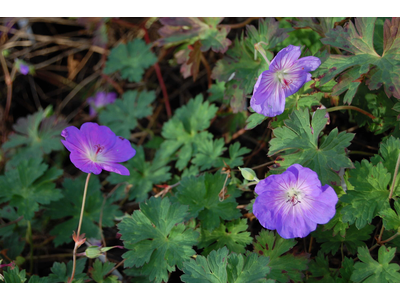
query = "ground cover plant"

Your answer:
(1, 17), (400, 283)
